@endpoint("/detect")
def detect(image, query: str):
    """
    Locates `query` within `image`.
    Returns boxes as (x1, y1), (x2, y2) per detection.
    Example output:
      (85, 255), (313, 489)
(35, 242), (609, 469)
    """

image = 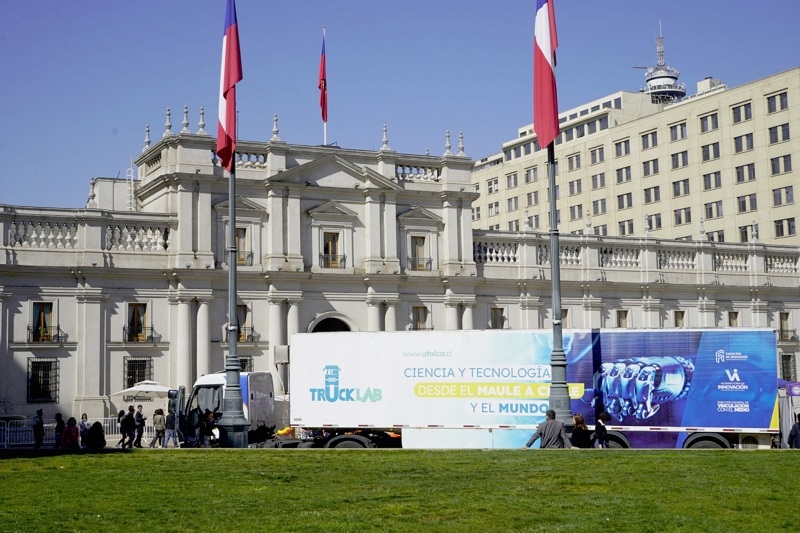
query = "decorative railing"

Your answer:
(600, 247), (640, 268)
(658, 249), (696, 270)
(473, 241), (518, 264)
(471, 231), (800, 288)
(408, 257), (433, 271)
(105, 225), (169, 252)
(766, 254), (798, 273)
(395, 165), (440, 182)
(225, 327), (259, 343)
(27, 326), (66, 343)
(123, 326), (158, 343)
(320, 254), (347, 269)
(8, 221), (78, 249)
(713, 252), (748, 272)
